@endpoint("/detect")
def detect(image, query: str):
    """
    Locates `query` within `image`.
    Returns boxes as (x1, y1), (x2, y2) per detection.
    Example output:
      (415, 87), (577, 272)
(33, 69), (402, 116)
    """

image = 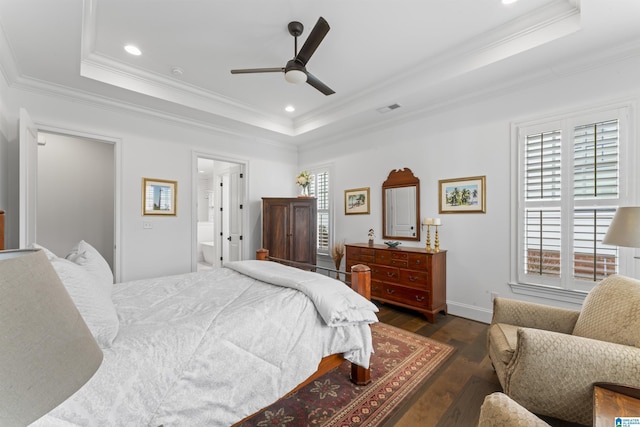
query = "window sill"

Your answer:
(509, 281), (588, 305)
